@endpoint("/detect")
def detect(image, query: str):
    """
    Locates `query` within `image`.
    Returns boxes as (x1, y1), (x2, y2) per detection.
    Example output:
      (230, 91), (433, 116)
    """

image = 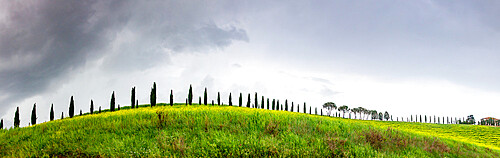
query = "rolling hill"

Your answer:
(0, 104), (499, 157)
